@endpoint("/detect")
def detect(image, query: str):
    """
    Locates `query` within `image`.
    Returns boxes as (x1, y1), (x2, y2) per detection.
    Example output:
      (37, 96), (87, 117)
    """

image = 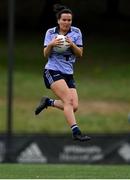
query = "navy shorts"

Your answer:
(43, 69), (76, 89)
